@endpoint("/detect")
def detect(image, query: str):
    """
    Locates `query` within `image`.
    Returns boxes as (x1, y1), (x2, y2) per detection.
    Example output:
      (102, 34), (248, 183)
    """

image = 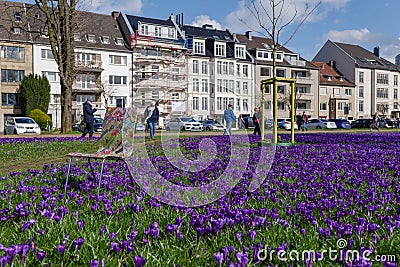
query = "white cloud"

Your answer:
(324, 28), (377, 43)
(87, 0), (143, 15)
(224, 0), (351, 34)
(190, 15), (223, 30)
